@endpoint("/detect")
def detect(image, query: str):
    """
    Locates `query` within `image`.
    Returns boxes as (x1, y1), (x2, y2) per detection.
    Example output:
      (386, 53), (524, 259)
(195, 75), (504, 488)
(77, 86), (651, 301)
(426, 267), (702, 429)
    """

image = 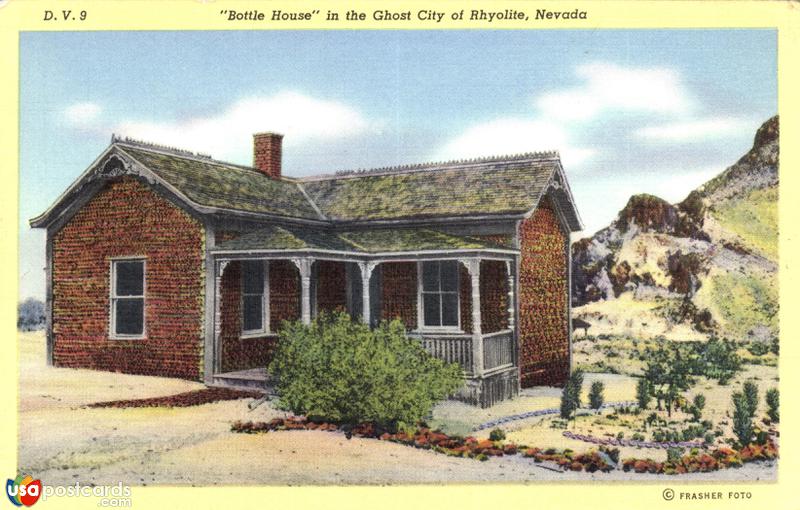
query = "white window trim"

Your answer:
(109, 257), (147, 340)
(240, 260), (270, 338)
(416, 260), (463, 333)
